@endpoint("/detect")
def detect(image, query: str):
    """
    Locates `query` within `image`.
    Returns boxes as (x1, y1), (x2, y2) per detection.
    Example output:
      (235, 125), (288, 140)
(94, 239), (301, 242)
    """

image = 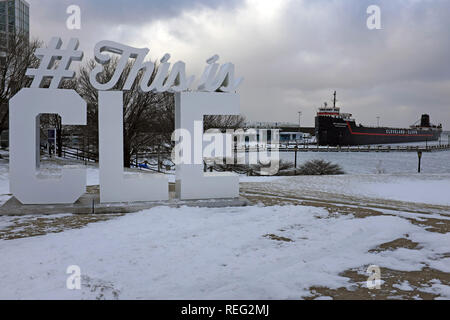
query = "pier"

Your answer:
(254, 143), (450, 153)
